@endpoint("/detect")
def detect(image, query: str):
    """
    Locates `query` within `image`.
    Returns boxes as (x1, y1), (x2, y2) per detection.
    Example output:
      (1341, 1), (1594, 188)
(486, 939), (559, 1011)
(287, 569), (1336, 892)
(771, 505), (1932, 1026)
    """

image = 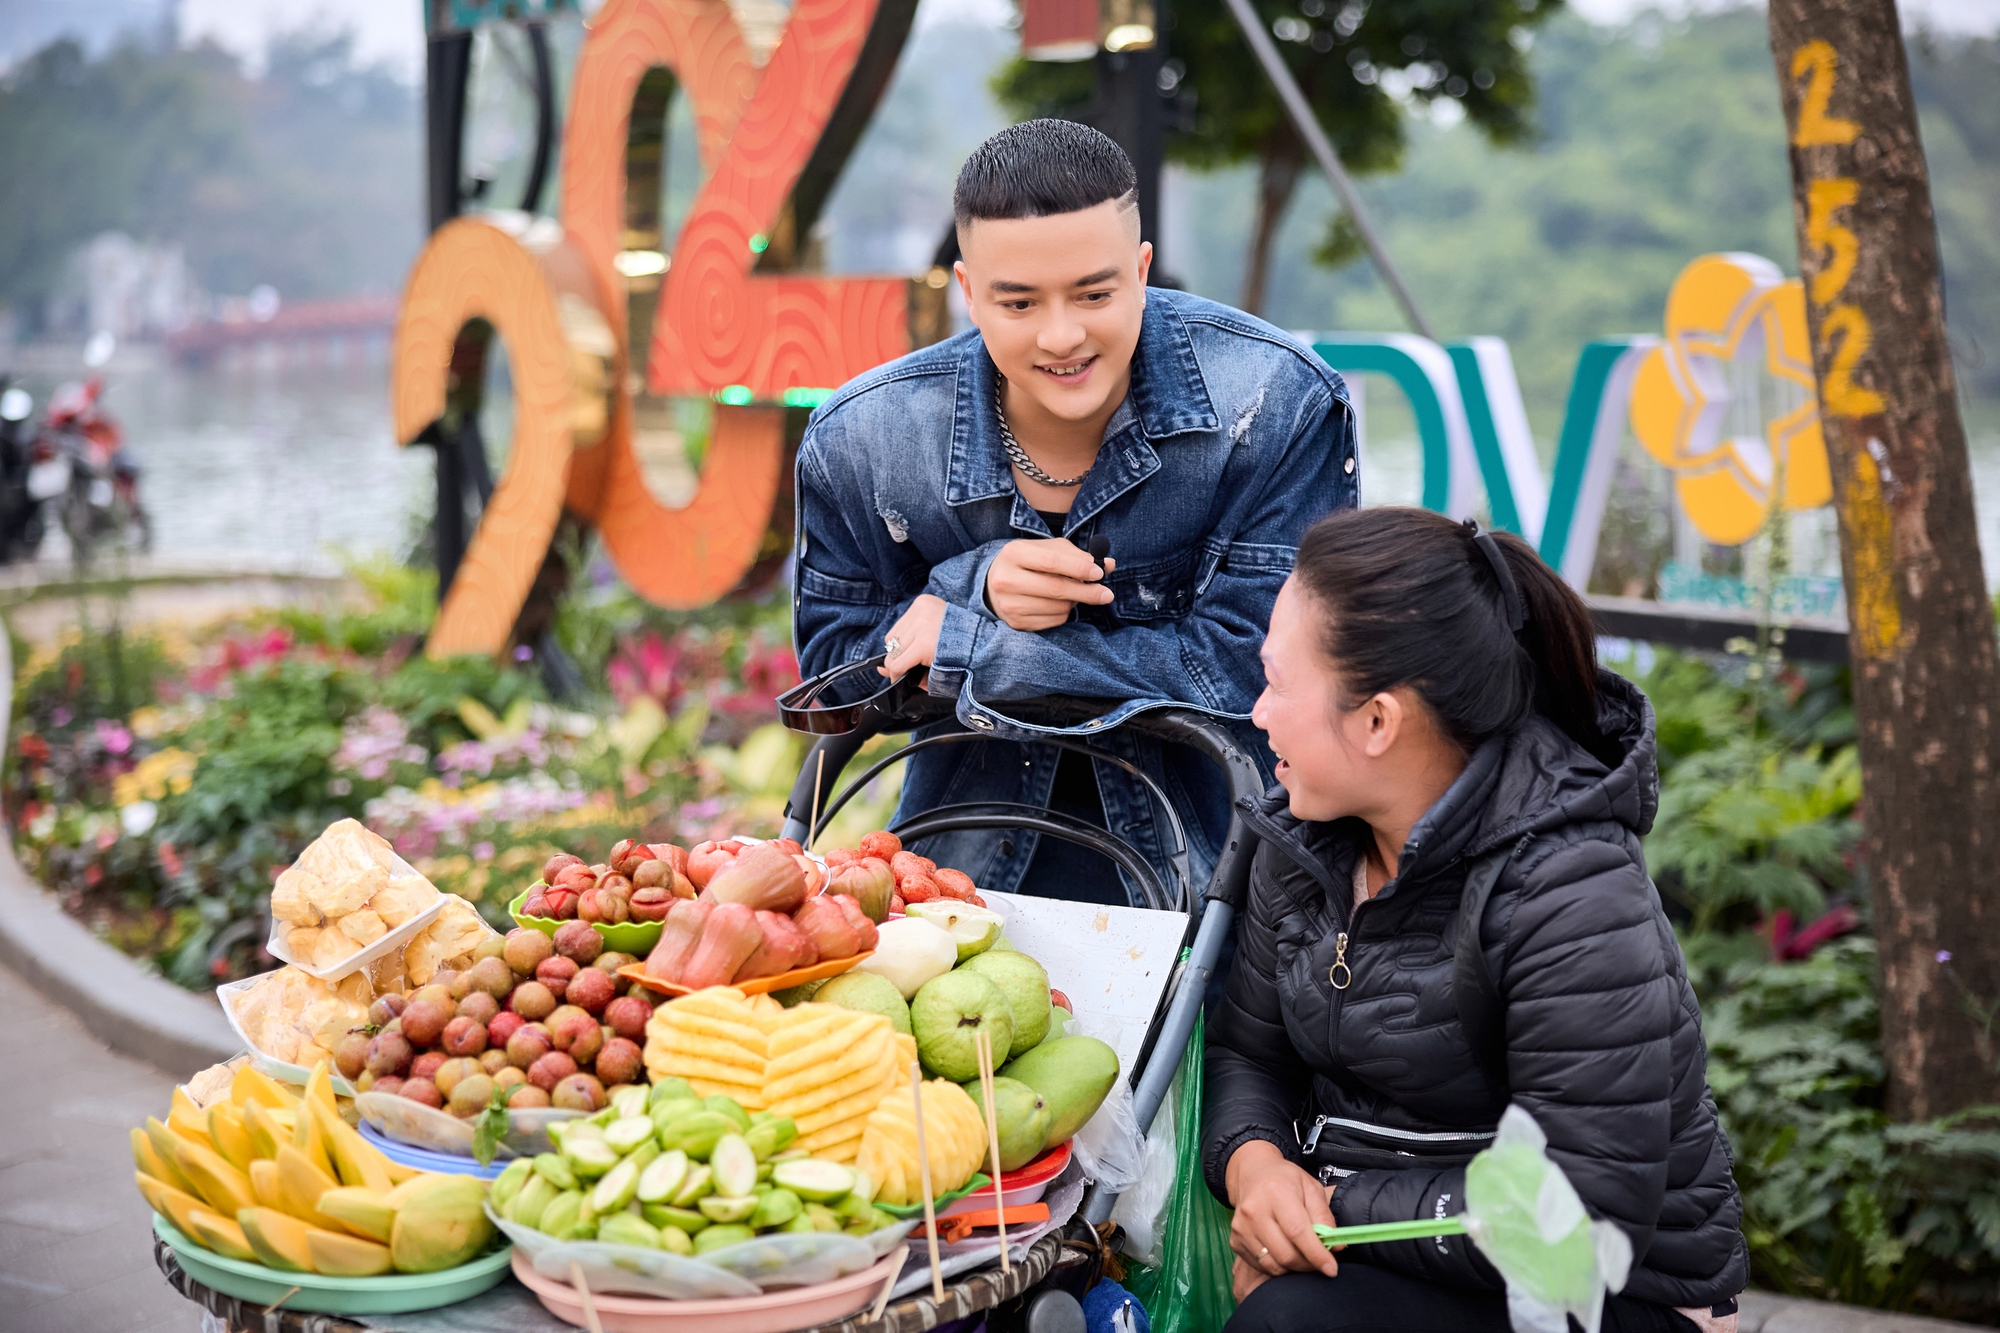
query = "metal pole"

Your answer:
(1218, 0), (1436, 339)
